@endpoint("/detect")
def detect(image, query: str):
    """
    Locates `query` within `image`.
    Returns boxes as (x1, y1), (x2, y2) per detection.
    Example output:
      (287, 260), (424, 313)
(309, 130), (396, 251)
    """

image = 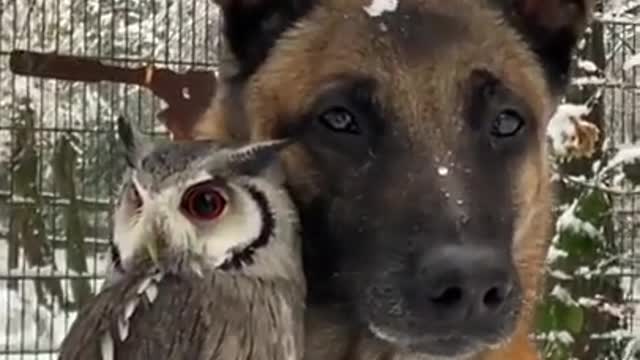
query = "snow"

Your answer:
(604, 143), (640, 172)
(539, 330), (575, 345)
(622, 337), (640, 360)
(545, 245), (568, 264)
(624, 53), (640, 71)
(0, 236), (109, 355)
(578, 59), (599, 73)
(550, 284), (578, 306)
(546, 103), (592, 157)
(0, 287), (78, 356)
(548, 269), (573, 281)
(555, 199), (603, 240)
(578, 297), (601, 308)
(363, 0), (399, 17)
(571, 76), (607, 86)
